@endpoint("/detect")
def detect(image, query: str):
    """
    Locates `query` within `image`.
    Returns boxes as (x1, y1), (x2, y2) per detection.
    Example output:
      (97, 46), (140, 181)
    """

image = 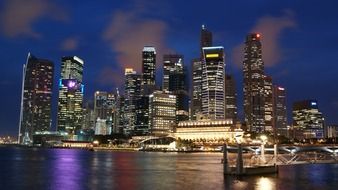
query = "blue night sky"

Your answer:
(0, 0), (337, 136)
